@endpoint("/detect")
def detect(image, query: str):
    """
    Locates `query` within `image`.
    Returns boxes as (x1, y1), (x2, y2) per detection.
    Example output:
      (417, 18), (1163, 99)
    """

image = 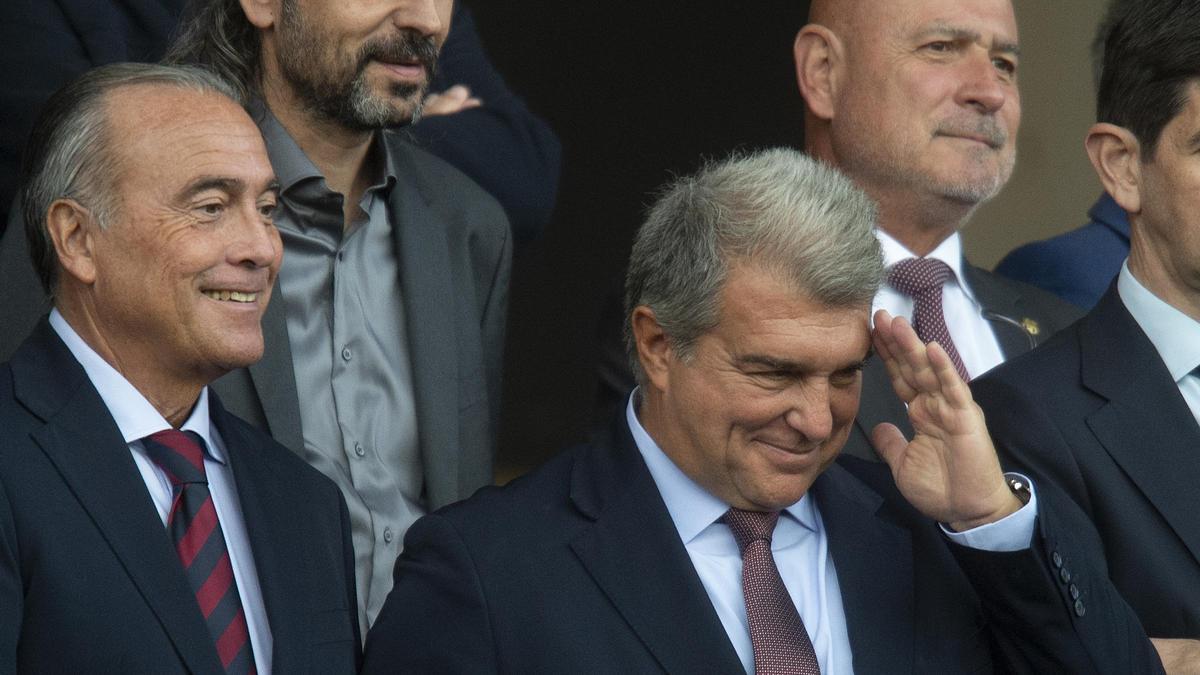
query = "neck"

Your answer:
(1128, 234), (1200, 323)
(871, 192), (970, 257)
(262, 79), (376, 227)
(56, 296), (205, 428)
